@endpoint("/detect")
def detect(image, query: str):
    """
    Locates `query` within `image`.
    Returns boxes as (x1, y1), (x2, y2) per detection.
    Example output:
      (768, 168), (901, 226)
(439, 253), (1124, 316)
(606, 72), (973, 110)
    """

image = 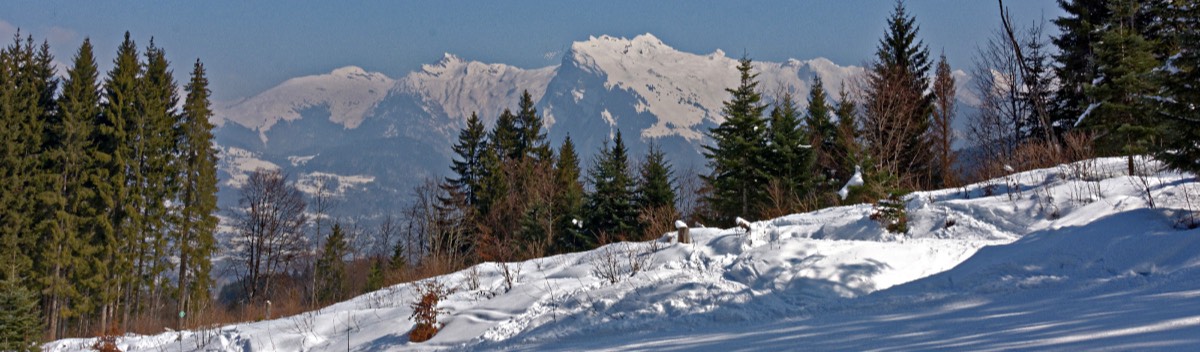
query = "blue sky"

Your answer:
(1, 1), (1063, 102)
